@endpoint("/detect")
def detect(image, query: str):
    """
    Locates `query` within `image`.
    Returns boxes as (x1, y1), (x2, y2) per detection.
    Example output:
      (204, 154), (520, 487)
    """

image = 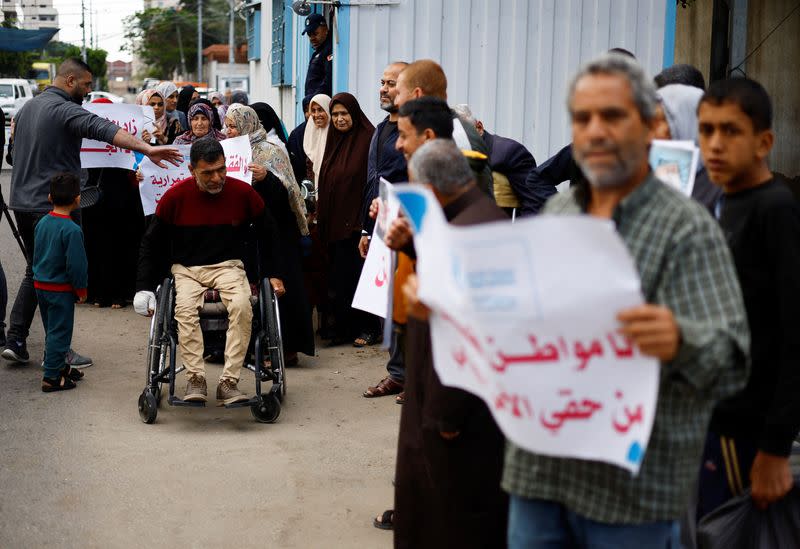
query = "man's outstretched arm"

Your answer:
(111, 129), (183, 169)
